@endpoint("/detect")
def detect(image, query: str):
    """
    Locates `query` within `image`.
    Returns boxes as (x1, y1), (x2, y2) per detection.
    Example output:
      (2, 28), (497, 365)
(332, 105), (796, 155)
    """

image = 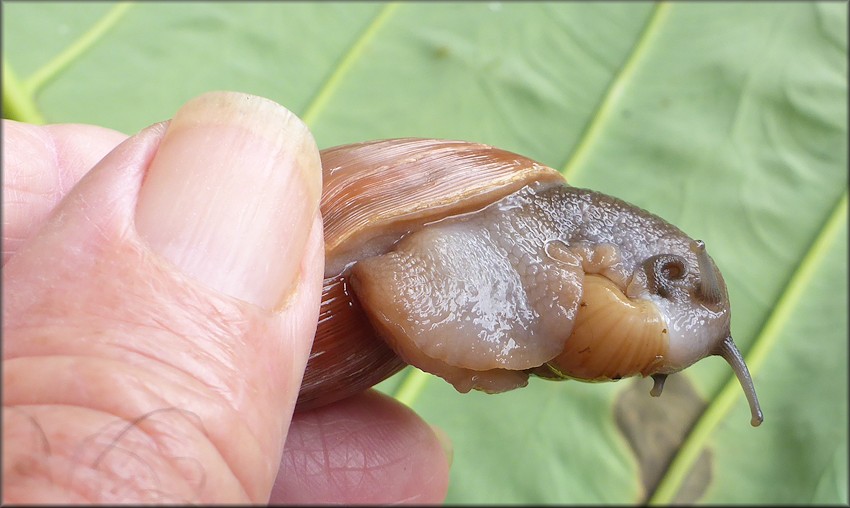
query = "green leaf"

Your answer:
(4, 2), (847, 504)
